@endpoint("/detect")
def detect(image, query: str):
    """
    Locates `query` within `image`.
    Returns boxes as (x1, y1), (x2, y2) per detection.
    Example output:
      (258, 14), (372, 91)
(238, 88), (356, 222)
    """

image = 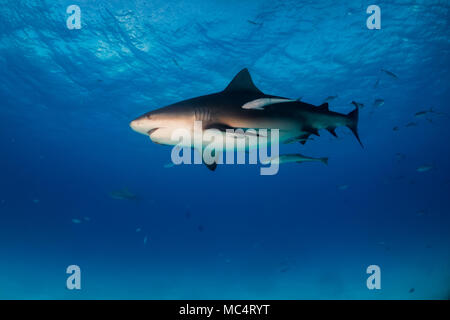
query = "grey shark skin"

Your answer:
(130, 68), (362, 170)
